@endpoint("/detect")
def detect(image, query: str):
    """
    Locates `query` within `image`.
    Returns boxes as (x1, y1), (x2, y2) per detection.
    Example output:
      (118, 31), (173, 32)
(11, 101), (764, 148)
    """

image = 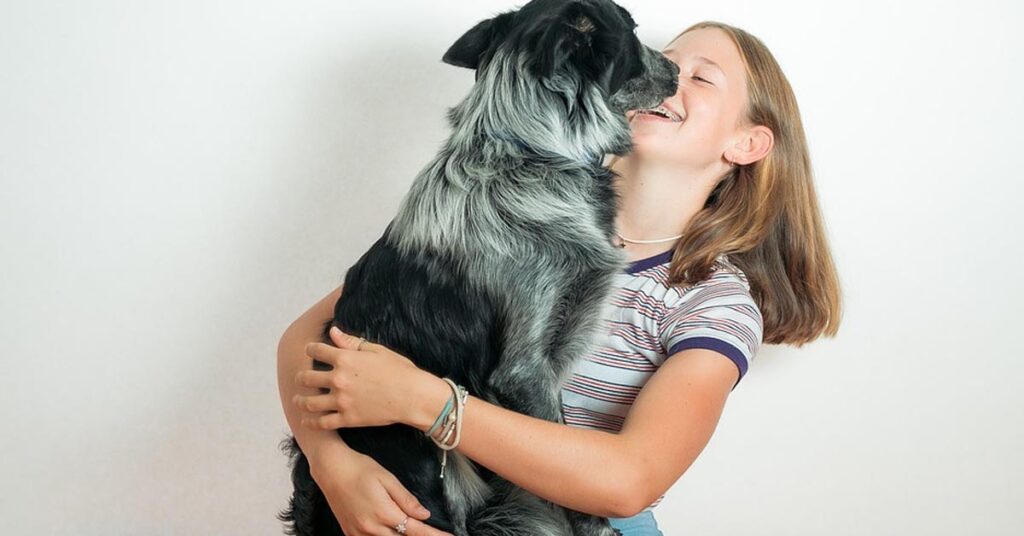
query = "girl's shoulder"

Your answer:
(662, 254), (752, 299)
(711, 254), (751, 290)
(618, 253), (755, 323)
(655, 254), (761, 330)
